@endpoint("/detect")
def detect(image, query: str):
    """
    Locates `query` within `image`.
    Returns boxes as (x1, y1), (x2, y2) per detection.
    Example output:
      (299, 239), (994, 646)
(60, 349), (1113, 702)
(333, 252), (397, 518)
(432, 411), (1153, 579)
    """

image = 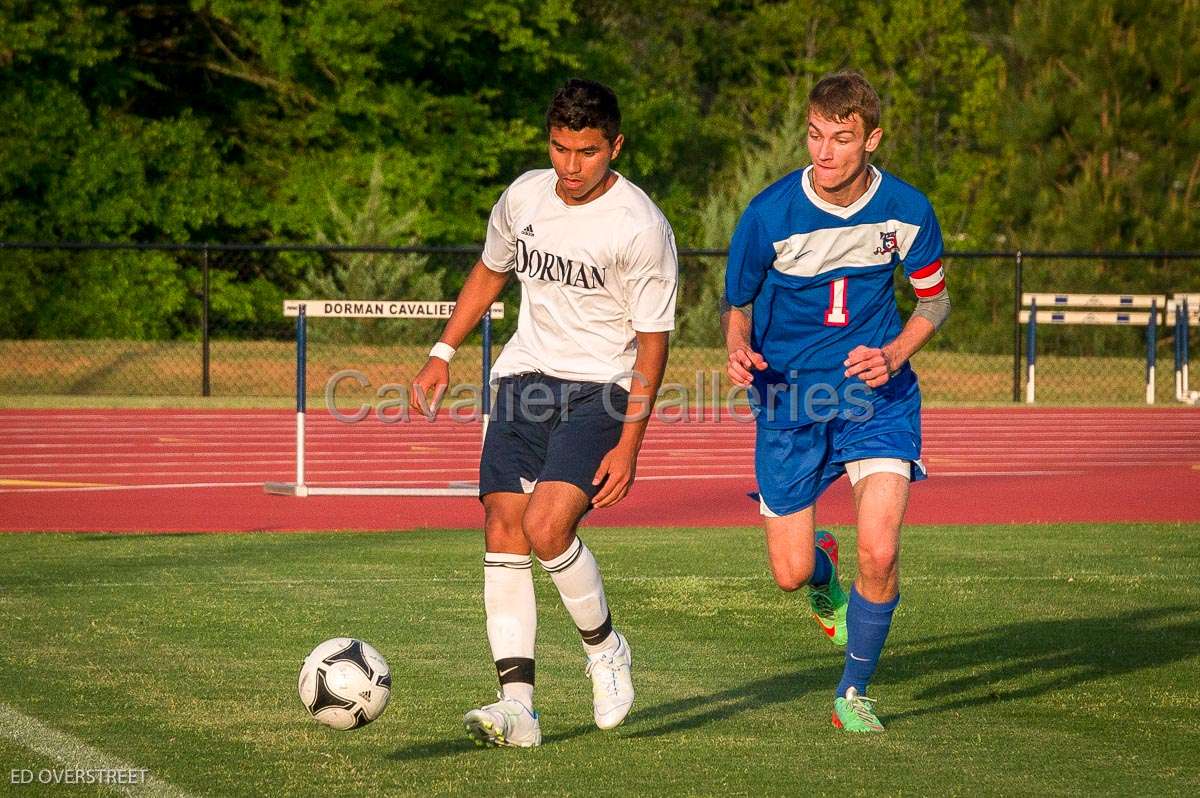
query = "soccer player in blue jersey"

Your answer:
(721, 71), (951, 732)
